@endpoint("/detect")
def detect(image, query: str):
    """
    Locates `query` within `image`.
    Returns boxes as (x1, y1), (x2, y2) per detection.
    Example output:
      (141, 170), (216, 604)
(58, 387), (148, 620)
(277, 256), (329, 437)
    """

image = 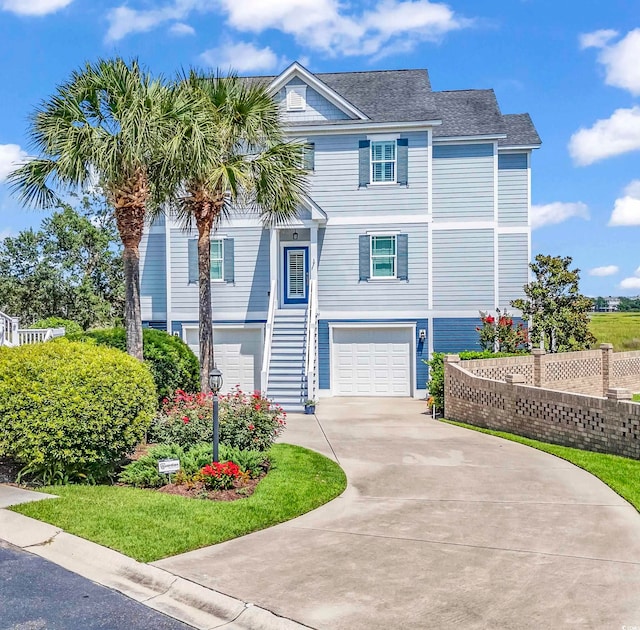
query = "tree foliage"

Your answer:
(477, 309), (529, 353)
(511, 254), (596, 352)
(0, 198), (123, 328)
